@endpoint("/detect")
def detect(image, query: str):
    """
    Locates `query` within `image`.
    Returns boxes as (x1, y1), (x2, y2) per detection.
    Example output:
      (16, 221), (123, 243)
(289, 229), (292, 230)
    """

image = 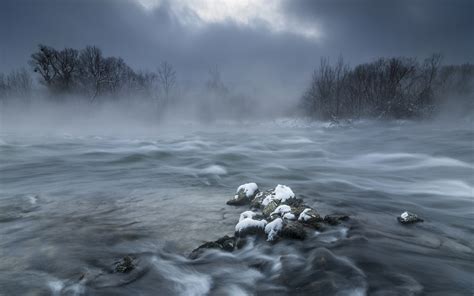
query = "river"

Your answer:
(0, 119), (472, 295)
